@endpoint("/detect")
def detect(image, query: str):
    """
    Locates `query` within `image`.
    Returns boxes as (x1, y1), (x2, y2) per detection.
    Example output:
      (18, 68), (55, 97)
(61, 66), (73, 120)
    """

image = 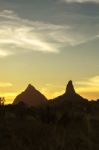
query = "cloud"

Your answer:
(76, 76), (99, 88)
(0, 9), (99, 57)
(0, 10), (68, 56)
(75, 76), (99, 99)
(0, 82), (13, 88)
(61, 0), (99, 3)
